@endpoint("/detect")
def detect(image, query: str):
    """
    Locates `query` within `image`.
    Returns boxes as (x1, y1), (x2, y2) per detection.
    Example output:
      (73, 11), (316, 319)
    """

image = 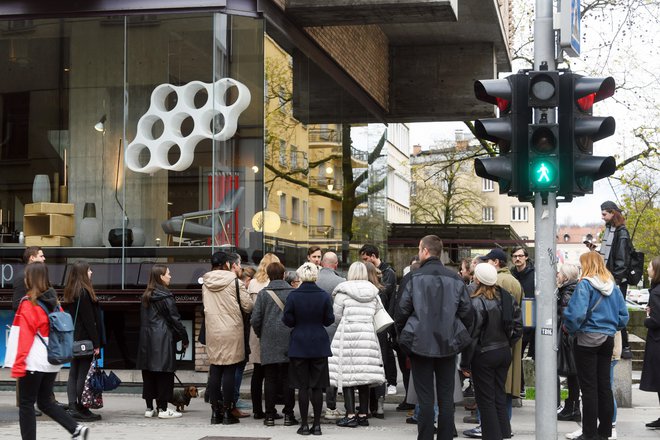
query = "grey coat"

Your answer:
(317, 267), (346, 340)
(250, 279), (293, 365)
